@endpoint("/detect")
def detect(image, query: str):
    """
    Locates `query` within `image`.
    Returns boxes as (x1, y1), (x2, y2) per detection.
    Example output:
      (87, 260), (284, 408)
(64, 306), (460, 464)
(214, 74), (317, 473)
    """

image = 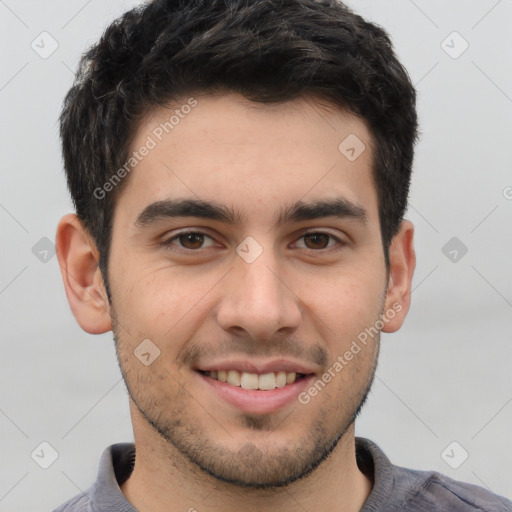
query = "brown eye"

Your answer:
(161, 231), (217, 251)
(177, 232), (205, 249)
(302, 233), (332, 249)
(293, 231), (345, 253)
